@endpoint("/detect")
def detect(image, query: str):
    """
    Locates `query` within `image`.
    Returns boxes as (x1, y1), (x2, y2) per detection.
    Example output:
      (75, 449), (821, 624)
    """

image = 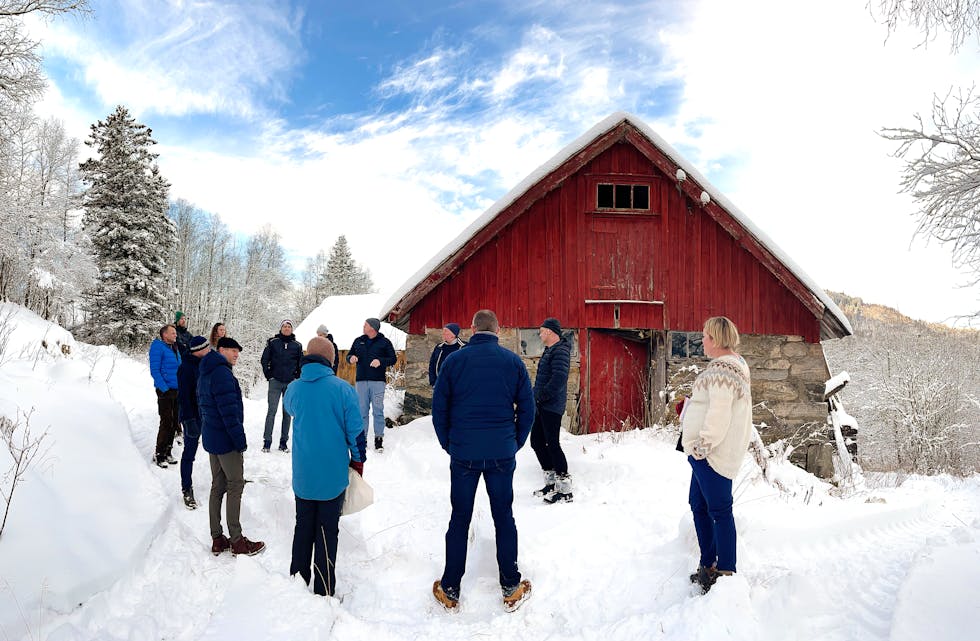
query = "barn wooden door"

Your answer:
(585, 330), (650, 433)
(589, 216), (657, 301)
